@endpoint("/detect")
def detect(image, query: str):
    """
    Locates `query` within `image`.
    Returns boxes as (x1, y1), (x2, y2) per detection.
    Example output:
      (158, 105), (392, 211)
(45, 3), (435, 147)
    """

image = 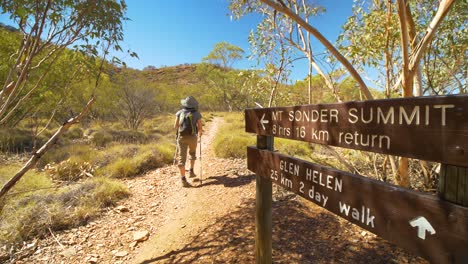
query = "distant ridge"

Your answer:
(0, 22), (18, 32)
